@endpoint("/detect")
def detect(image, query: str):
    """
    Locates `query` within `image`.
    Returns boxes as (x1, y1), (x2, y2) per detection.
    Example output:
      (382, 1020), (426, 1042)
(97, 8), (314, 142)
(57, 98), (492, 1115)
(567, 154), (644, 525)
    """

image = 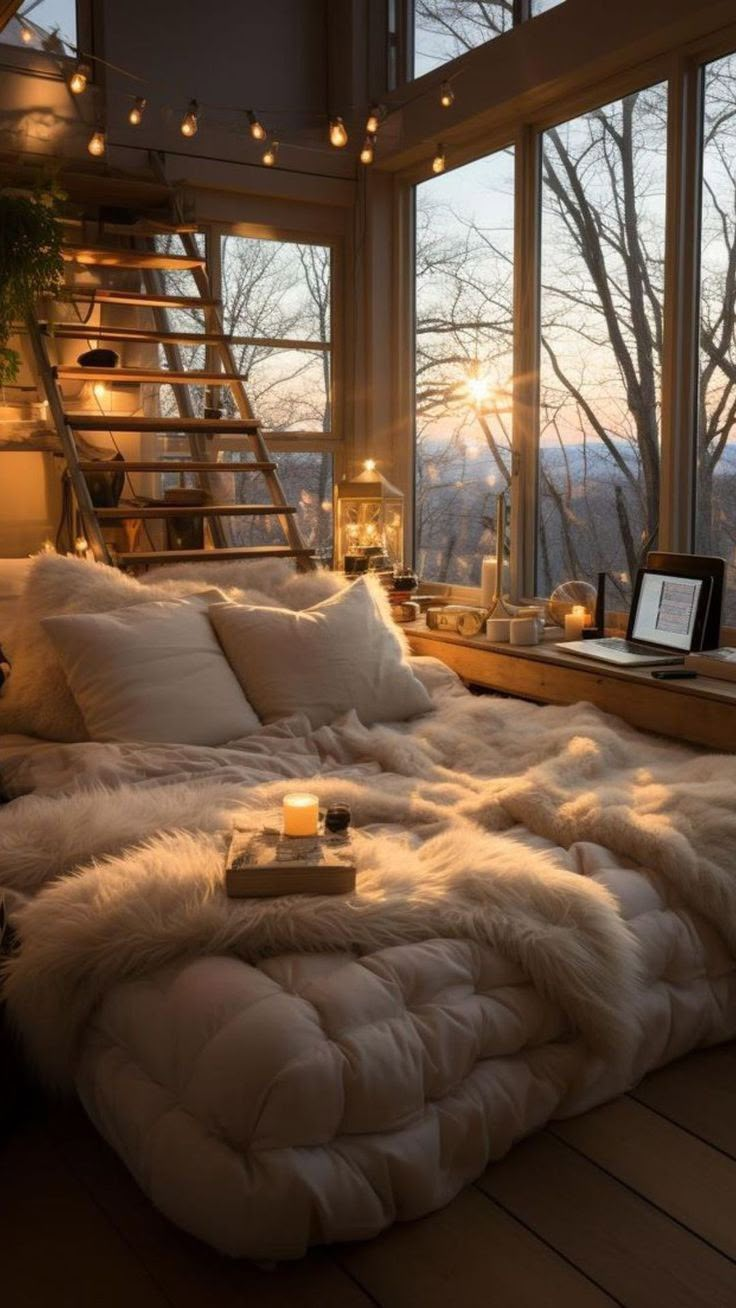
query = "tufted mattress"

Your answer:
(75, 833), (736, 1259)
(2, 659), (736, 1260)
